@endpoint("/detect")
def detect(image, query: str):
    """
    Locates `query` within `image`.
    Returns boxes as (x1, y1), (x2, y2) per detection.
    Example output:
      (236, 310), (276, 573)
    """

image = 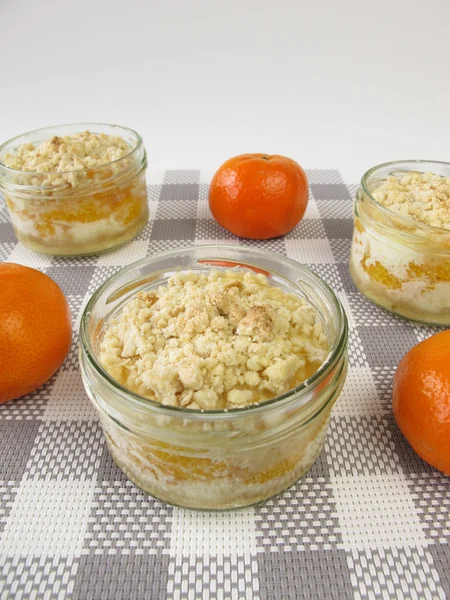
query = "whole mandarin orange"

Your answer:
(392, 330), (450, 475)
(0, 263), (72, 403)
(208, 154), (308, 239)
